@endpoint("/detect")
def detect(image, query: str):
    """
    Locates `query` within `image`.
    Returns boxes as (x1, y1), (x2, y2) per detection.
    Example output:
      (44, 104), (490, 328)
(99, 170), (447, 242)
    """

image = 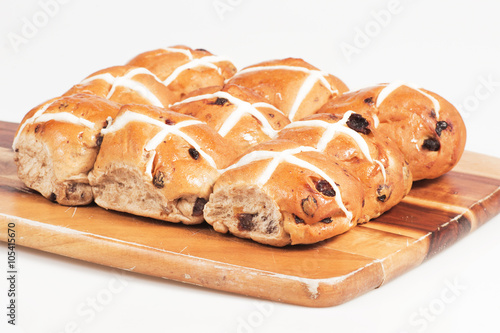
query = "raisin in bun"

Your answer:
(227, 58), (348, 121)
(64, 65), (176, 107)
(13, 94), (121, 205)
(317, 82), (466, 180)
(127, 45), (237, 102)
(204, 139), (364, 246)
(89, 104), (239, 225)
(170, 84), (291, 155)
